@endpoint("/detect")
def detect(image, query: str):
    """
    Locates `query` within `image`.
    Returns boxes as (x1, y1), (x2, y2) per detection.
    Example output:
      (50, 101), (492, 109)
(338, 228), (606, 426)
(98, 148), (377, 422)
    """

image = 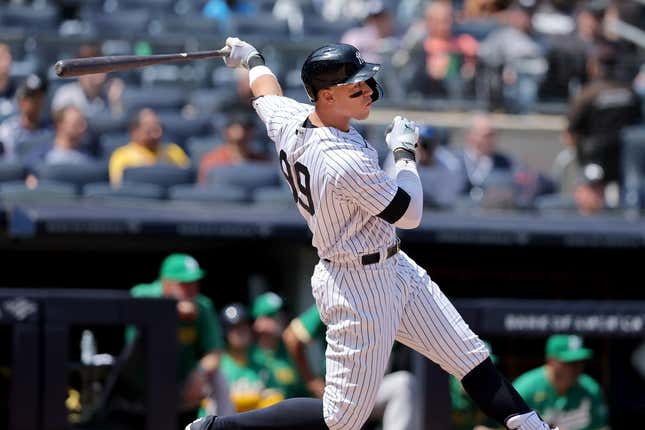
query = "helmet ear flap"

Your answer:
(366, 77), (381, 103)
